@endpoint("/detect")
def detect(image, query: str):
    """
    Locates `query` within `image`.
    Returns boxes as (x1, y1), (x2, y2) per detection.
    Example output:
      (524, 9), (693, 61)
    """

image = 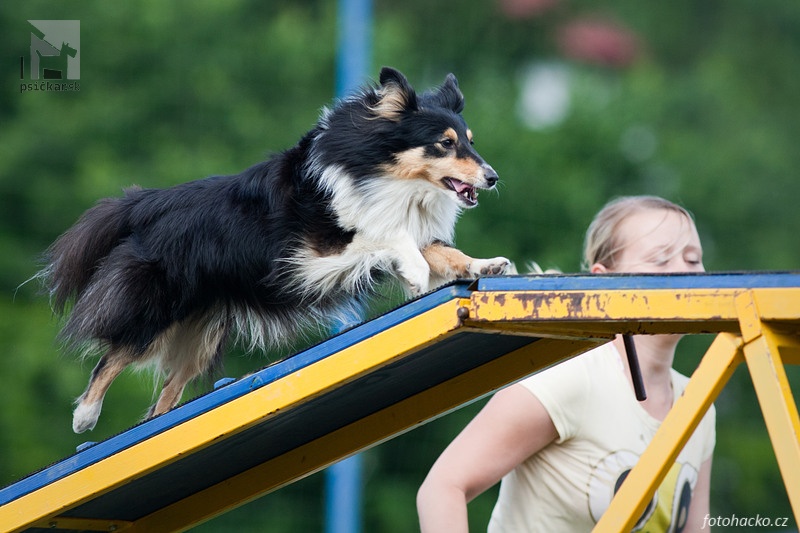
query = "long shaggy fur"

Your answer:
(43, 67), (510, 433)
